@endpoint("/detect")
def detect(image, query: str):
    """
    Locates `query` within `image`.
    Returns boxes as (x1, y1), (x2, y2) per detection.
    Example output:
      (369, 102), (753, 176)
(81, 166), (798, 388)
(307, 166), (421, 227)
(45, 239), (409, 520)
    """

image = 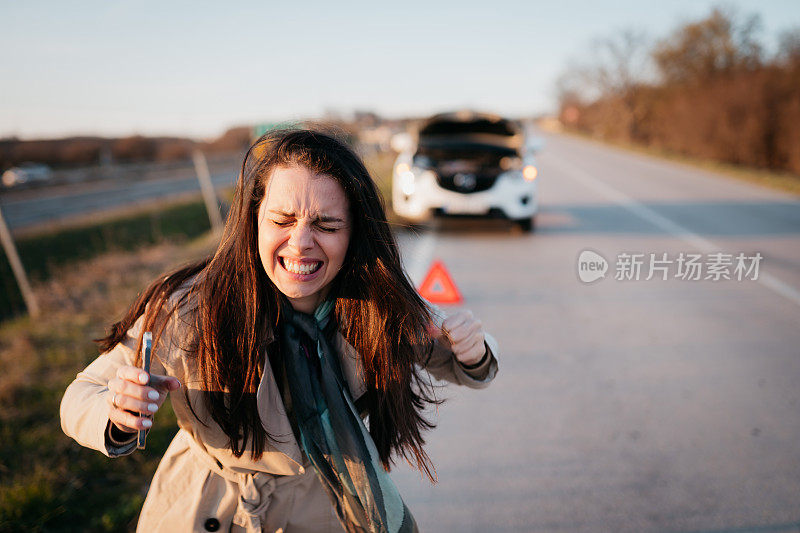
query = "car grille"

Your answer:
(436, 173), (499, 193)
